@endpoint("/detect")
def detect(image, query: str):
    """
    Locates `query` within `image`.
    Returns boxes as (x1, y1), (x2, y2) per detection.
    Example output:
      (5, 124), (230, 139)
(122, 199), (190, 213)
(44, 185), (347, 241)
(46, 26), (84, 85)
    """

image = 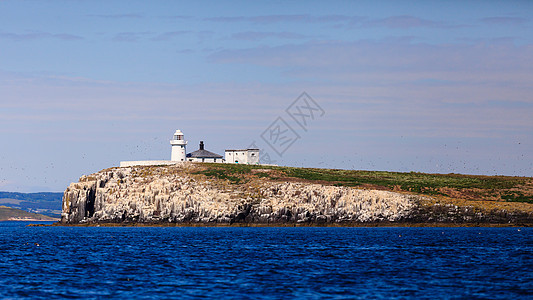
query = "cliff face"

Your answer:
(61, 164), (420, 224)
(61, 163), (533, 225)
